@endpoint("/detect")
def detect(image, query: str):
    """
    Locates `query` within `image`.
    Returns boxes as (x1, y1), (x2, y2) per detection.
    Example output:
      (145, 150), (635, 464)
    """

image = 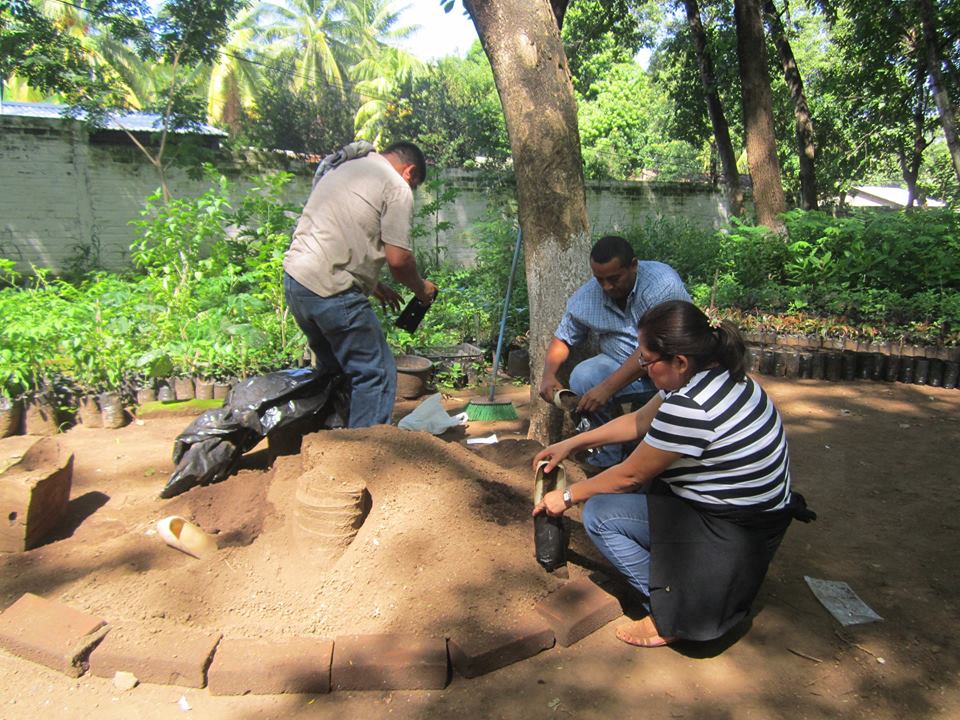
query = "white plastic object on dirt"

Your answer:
(397, 394), (467, 435)
(157, 516), (218, 559)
